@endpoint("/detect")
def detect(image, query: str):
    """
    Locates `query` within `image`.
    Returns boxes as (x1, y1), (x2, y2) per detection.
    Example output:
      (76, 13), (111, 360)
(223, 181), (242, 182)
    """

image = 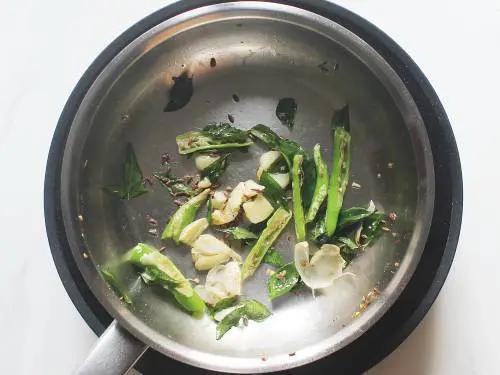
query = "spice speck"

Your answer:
(161, 153), (171, 166)
(351, 181), (361, 189)
(288, 352), (296, 357)
(210, 57), (217, 68)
